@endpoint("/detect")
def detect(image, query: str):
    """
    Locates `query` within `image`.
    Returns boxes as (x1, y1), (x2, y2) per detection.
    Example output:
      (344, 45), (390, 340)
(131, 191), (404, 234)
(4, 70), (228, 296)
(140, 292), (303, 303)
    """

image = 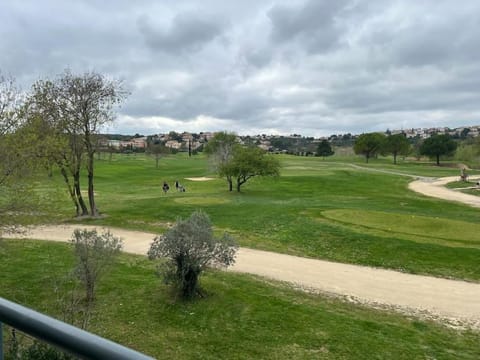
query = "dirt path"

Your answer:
(409, 176), (480, 208)
(5, 224), (480, 329)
